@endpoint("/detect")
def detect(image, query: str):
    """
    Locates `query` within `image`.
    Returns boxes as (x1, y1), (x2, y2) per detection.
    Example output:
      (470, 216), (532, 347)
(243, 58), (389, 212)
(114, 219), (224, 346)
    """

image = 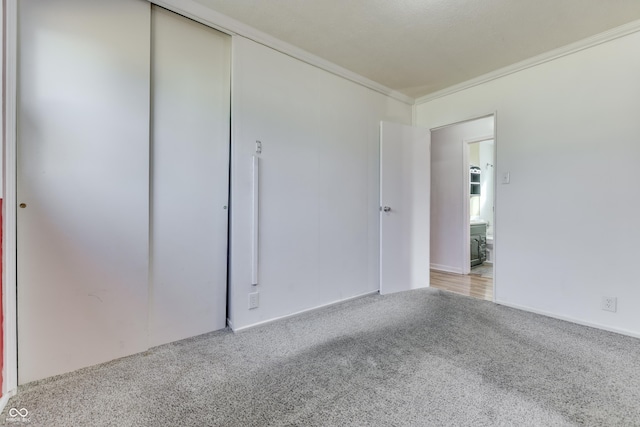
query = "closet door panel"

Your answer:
(150, 6), (230, 346)
(17, 0), (151, 384)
